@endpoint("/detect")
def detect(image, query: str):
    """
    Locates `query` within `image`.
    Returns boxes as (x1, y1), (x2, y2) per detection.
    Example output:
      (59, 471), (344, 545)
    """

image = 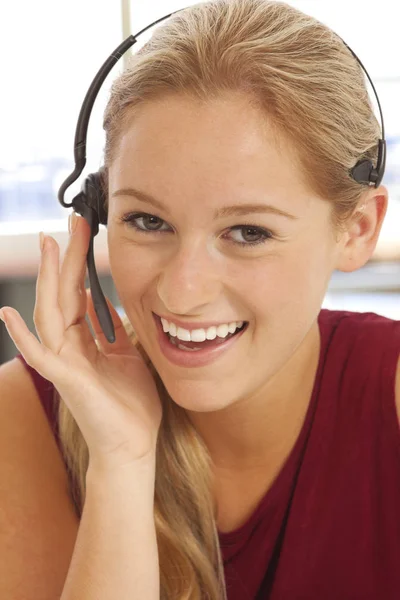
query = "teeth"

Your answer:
(205, 327), (217, 341)
(176, 327), (191, 342)
(191, 328), (208, 343)
(215, 324), (226, 338)
(161, 318), (245, 342)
